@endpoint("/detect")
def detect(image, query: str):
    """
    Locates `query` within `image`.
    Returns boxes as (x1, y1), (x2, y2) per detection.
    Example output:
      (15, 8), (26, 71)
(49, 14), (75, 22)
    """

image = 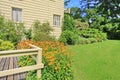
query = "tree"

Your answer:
(64, 0), (70, 6)
(62, 14), (75, 31)
(97, 0), (120, 18)
(70, 7), (82, 19)
(84, 0), (120, 39)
